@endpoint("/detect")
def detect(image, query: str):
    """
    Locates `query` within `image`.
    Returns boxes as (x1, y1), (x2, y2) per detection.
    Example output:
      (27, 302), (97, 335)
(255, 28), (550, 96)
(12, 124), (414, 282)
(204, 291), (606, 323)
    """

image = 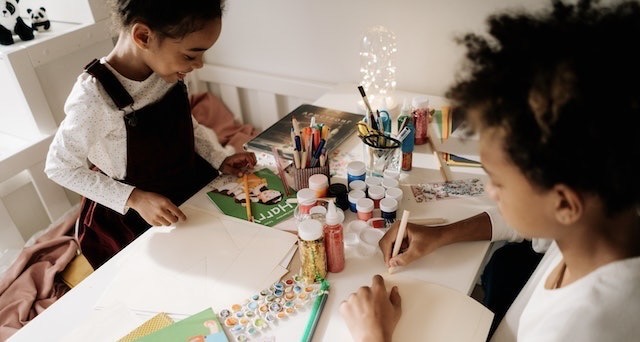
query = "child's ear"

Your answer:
(131, 23), (153, 49)
(553, 184), (583, 225)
